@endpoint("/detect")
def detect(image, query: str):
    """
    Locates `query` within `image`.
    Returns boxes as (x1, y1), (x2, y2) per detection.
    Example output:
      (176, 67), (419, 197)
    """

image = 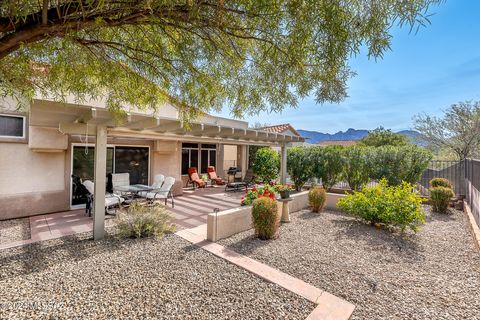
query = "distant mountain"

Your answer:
(298, 128), (425, 145)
